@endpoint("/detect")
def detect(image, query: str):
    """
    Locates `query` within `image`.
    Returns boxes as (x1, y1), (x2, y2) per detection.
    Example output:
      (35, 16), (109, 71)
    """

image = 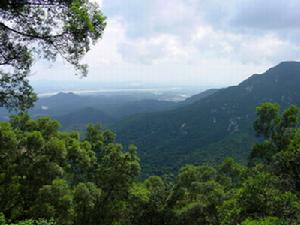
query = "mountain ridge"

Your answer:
(114, 61), (300, 175)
